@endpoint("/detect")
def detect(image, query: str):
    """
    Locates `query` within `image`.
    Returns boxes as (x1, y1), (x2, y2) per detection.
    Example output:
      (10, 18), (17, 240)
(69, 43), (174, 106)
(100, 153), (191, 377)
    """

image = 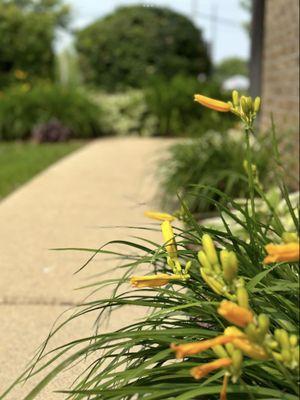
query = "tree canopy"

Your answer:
(0, 0), (70, 86)
(75, 5), (211, 90)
